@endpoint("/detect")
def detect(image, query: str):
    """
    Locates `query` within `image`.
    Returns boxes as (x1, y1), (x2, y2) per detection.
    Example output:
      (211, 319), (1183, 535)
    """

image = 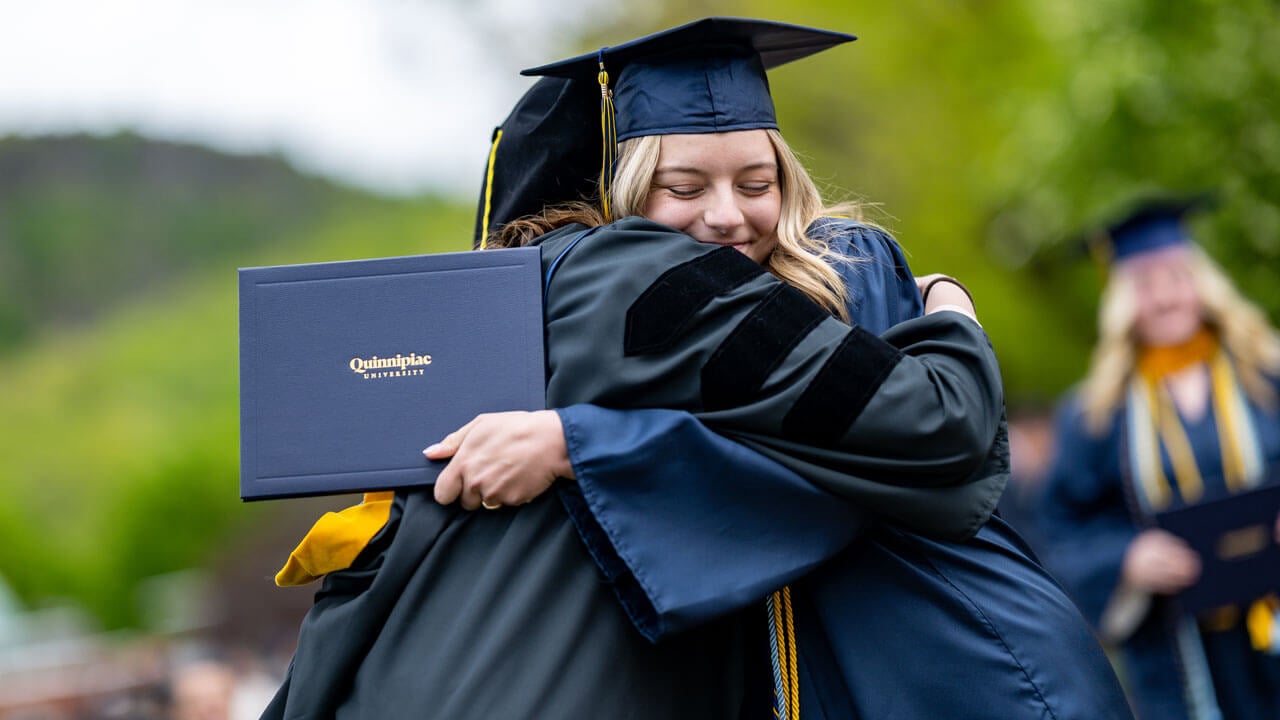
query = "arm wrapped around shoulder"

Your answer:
(847, 312), (1004, 480)
(539, 218), (1008, 539)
